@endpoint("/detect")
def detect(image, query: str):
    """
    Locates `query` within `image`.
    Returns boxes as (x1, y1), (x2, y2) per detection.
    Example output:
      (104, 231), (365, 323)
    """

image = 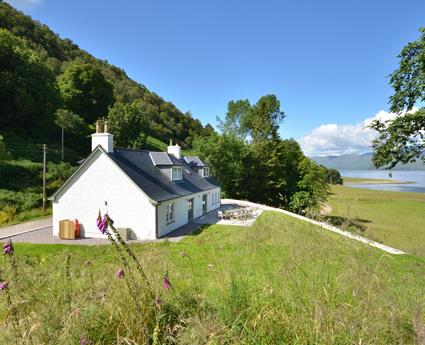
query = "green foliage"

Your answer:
(0, 28), (59, 137)
(0, 160), (42, 190)
(371, 28), (425, 168)
(248, 139), (305, 206)
(370, 108), (425, 168)
(0, 2), (213, 158)
(58, 62), (115, 123)
(54, 108), (87, 135)
(220, 95), (285, 141)
(325, 168), (343, 184)
(46, 161), (77, 190)
(389, 28), (425, 113)
(289, 158), (329, 215)
(193, 133), (249, 198)
(0, 189), (41, 212)
(108, 102), (148, 149)
(0, 160), (75, 223)
(0, 135), (11, 160)
(195, 94), (328, 211)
